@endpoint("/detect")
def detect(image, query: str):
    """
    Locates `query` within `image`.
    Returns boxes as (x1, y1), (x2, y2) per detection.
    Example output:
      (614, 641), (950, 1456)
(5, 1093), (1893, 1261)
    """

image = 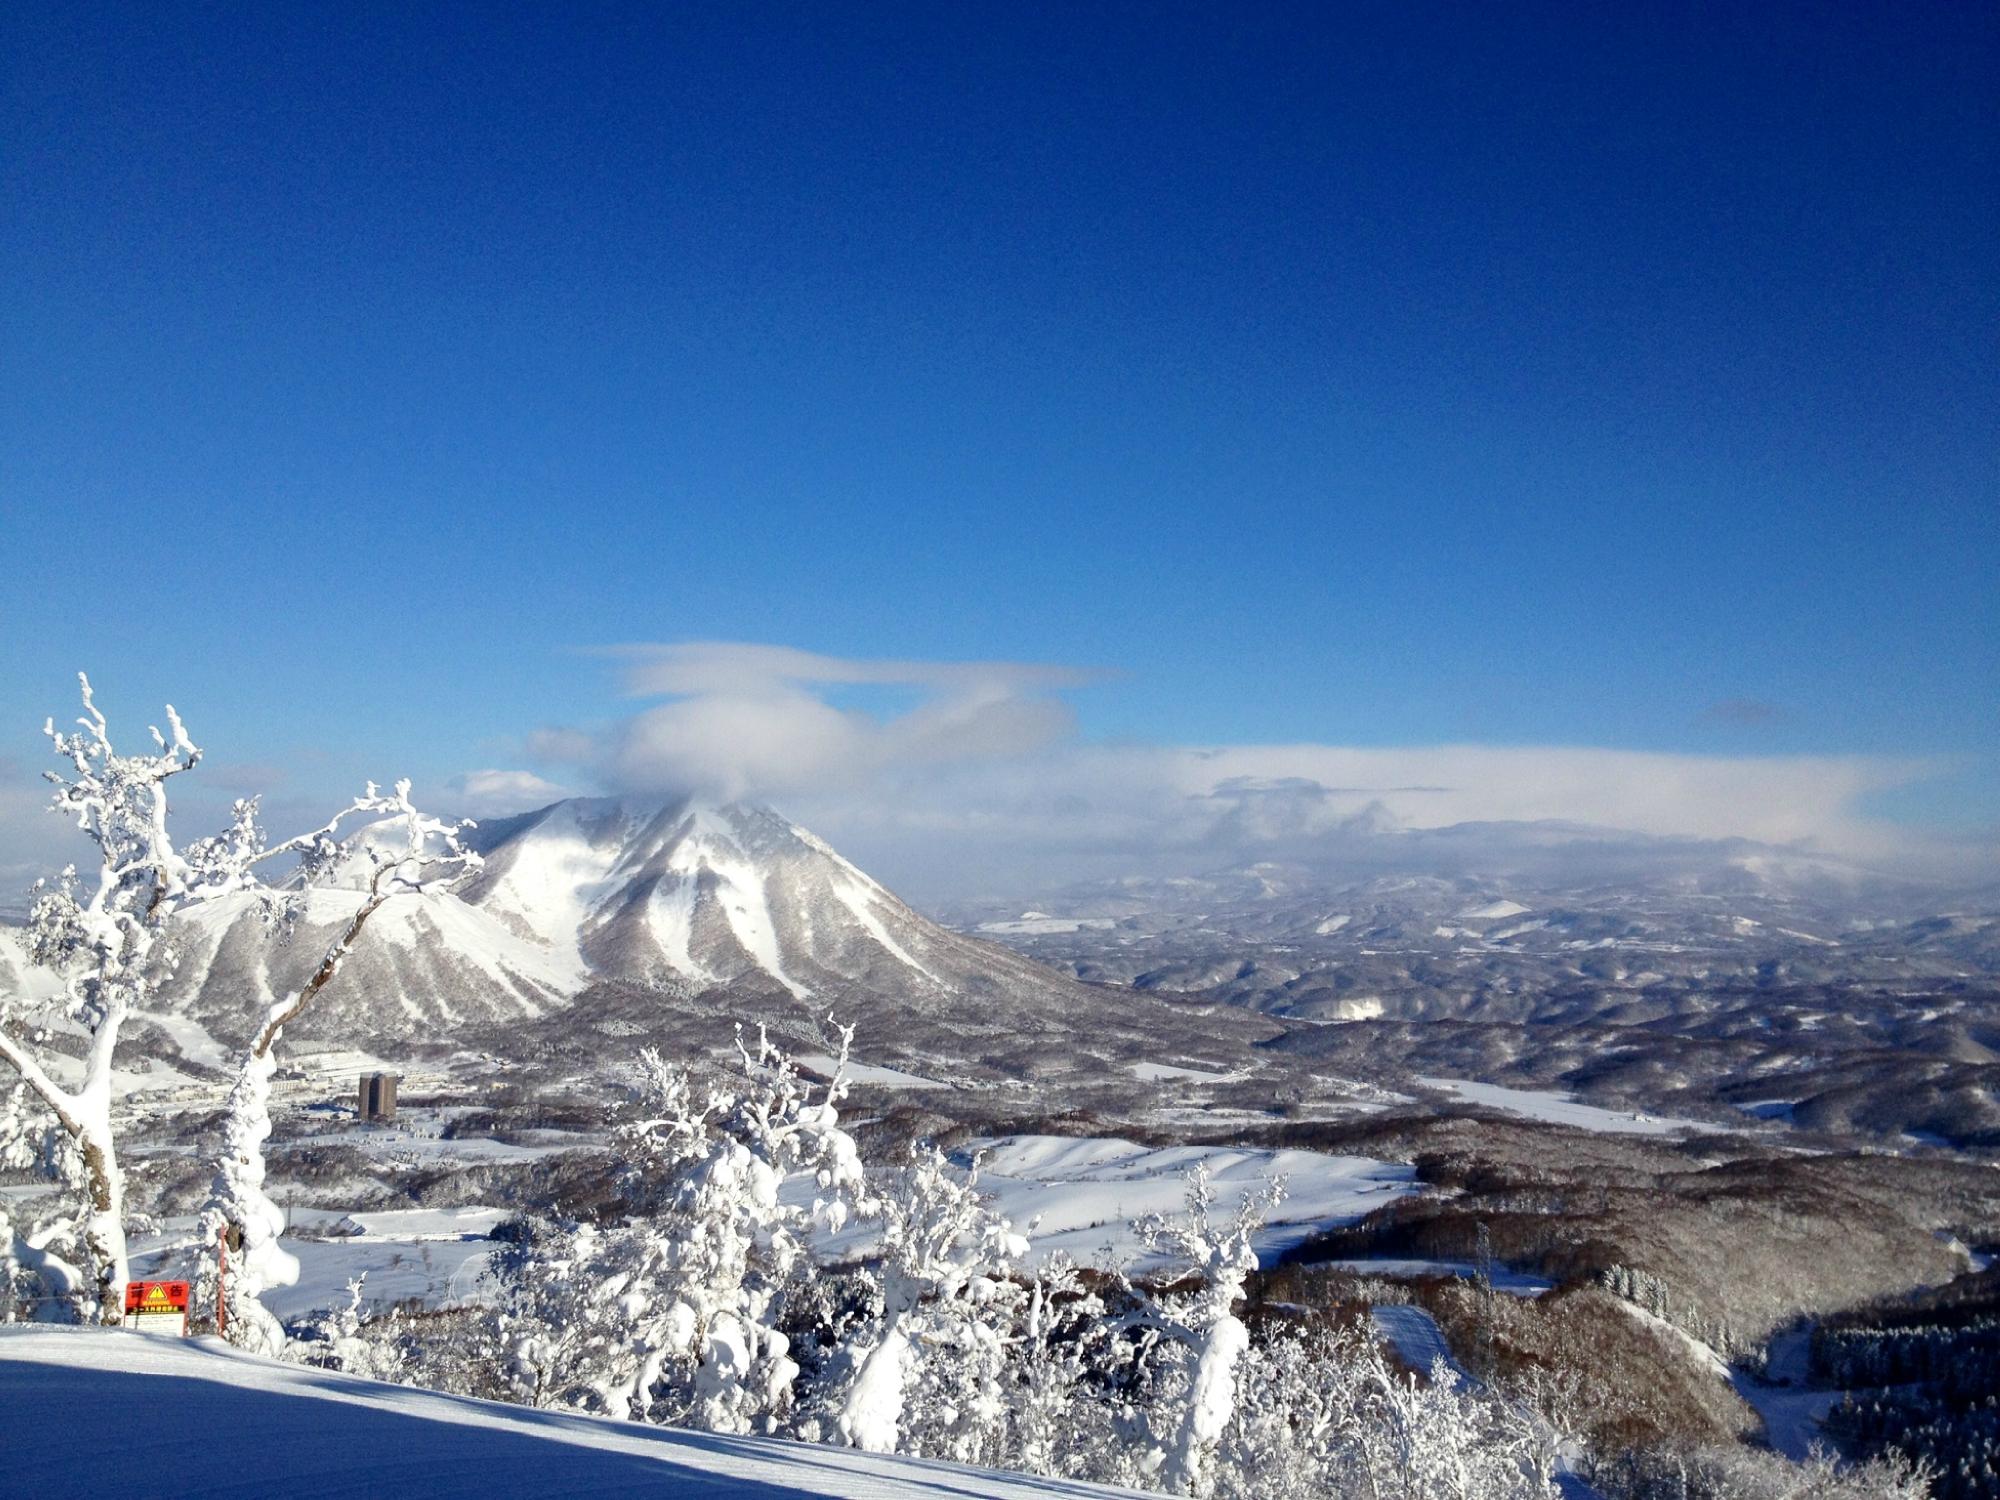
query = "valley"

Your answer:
(5, 795), (1997, 1497)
